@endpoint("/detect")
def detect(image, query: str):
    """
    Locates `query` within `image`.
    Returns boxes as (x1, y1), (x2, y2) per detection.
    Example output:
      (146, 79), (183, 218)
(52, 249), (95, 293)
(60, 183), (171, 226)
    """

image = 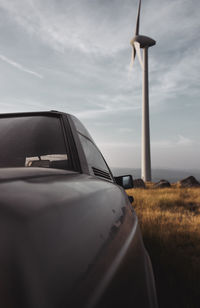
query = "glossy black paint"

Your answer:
(0, 111), (158, 308)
